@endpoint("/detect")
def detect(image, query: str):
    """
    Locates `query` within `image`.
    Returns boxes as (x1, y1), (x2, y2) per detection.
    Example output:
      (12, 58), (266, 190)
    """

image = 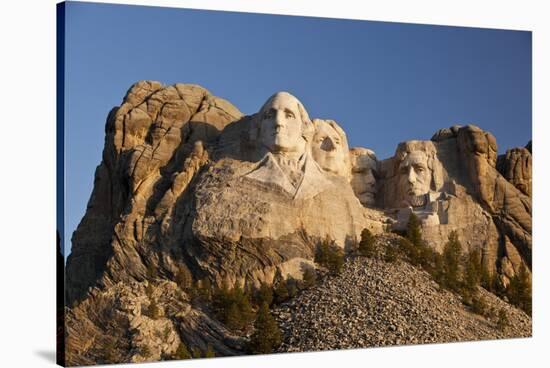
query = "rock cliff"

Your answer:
(64, 82), (531, 365)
